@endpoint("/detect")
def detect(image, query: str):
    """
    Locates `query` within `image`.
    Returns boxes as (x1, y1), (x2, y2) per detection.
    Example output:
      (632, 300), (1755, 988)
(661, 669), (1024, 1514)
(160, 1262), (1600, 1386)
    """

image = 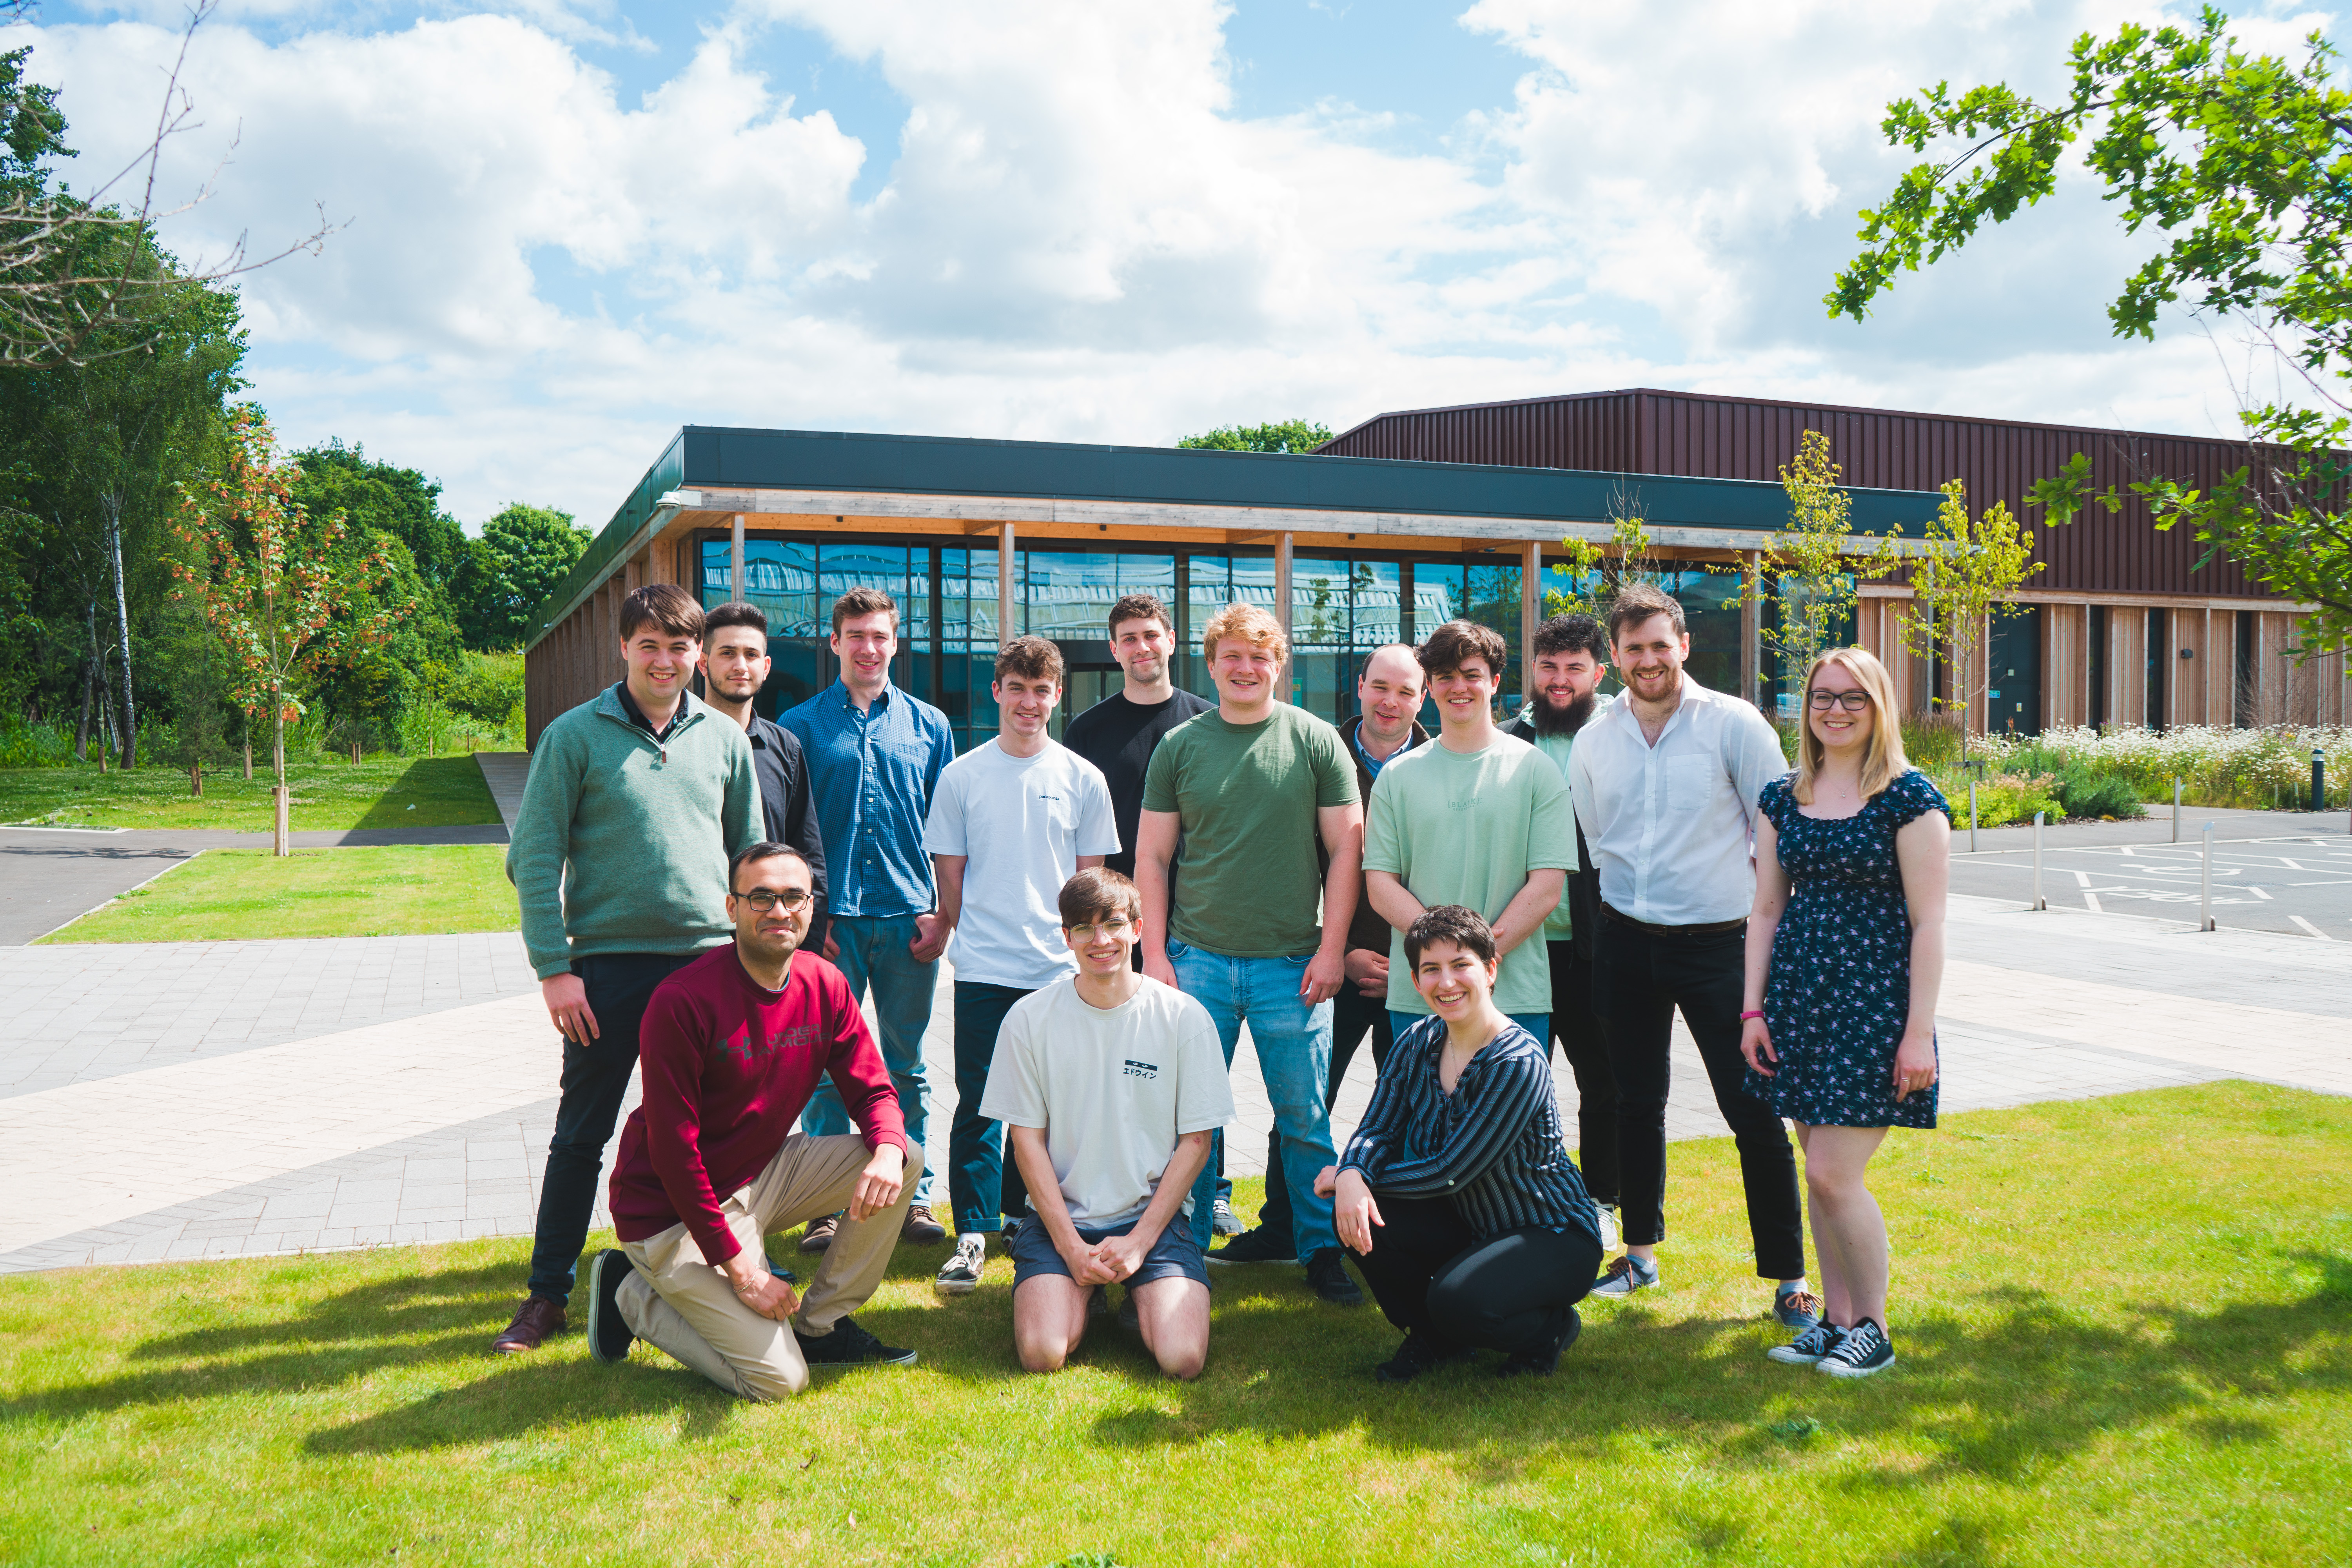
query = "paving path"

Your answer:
(3, 889), (2343, 1276)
